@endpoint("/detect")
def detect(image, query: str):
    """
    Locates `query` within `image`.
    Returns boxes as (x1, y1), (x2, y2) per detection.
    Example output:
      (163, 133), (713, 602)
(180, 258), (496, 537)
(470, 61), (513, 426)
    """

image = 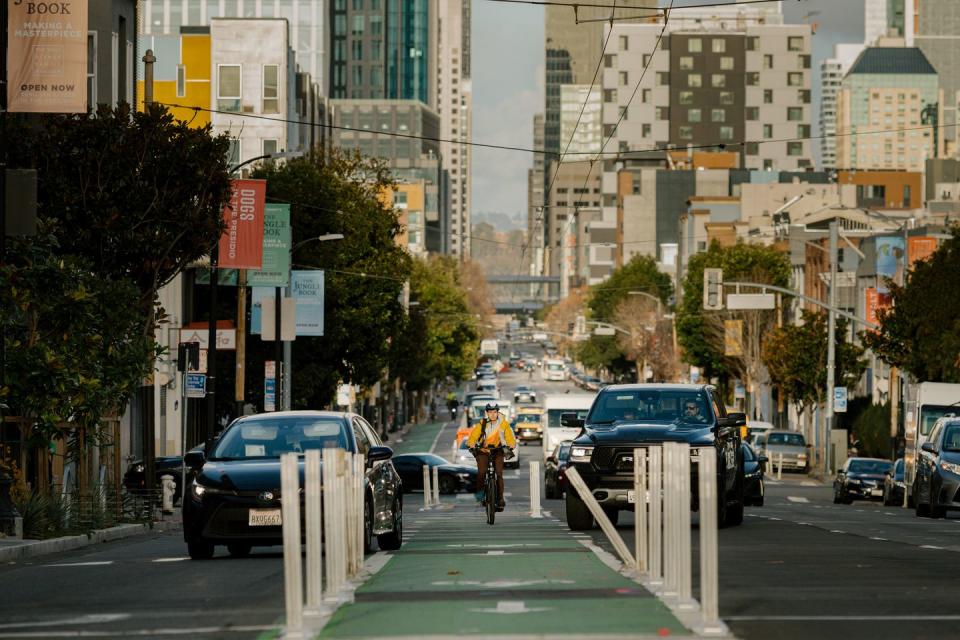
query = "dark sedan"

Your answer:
(544, 441), (572, 499)
(883, 458), (907, 506)
(183, 411), (403, 560)
(123, 445), (205, 503)
(742, 443), (767, 507)
(833, 457), (893, 504)
(914, 418), (960, 518)
(391, 453), (477, 494)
